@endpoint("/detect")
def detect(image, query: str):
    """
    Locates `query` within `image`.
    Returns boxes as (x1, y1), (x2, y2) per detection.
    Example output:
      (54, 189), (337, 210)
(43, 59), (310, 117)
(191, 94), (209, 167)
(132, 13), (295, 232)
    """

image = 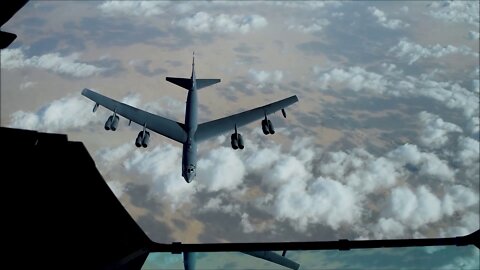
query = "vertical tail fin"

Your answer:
(165, 52), (221, 90)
